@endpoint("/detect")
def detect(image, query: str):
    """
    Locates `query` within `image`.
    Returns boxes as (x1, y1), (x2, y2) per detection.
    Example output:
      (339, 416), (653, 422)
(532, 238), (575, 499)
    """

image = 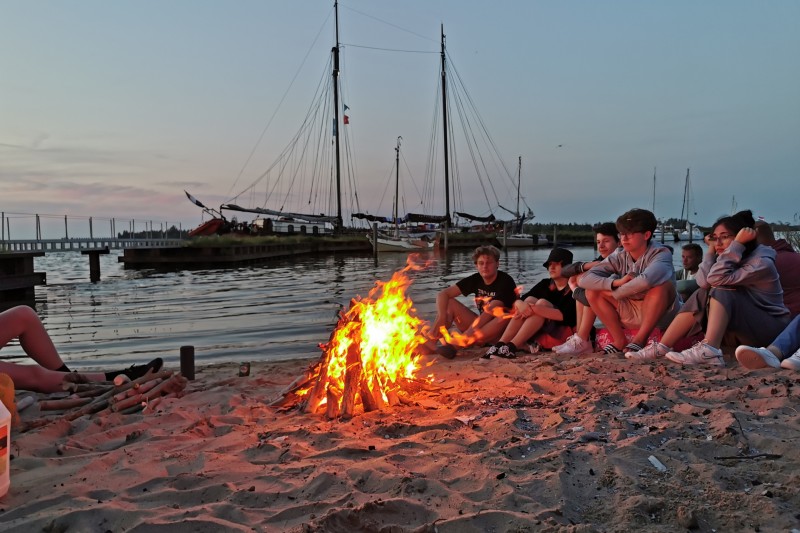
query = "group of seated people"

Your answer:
(425, 207), (800, 371)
